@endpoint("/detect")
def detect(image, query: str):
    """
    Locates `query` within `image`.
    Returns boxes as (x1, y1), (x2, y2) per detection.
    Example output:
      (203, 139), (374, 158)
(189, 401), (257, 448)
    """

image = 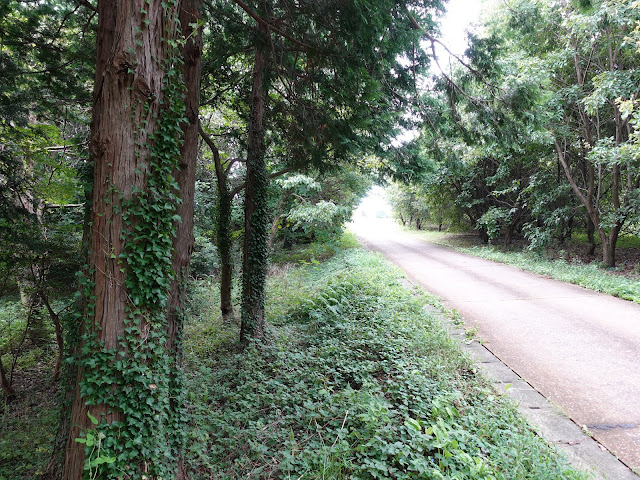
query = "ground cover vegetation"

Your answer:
(1, 0), (637, 477)
(181, 245), (590, 479)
